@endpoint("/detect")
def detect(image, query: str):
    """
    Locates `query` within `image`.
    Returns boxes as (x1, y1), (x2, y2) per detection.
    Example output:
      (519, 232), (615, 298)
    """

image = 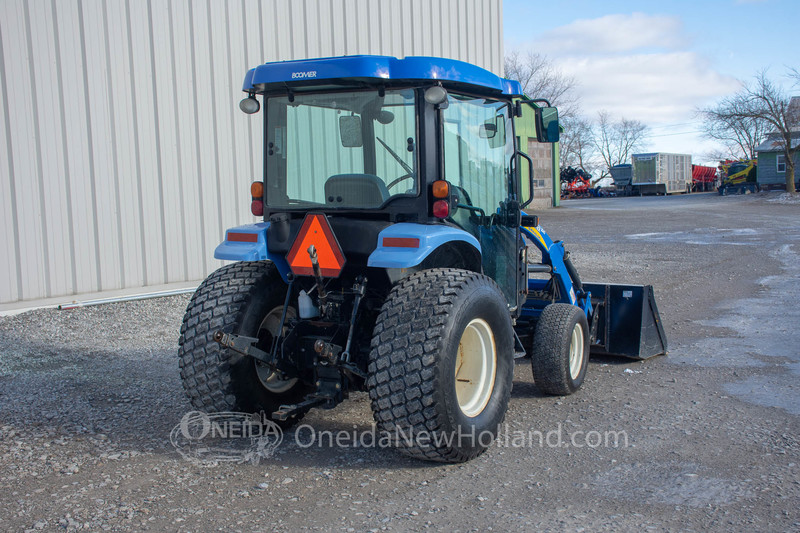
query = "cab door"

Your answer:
(441, 94), (522, 310)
